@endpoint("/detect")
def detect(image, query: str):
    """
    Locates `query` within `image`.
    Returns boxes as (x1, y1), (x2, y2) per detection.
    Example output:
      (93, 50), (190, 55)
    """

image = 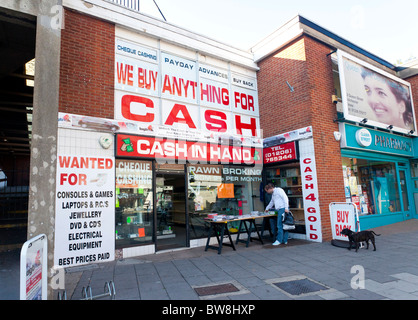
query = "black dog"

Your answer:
(340, 228), (380, 252)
